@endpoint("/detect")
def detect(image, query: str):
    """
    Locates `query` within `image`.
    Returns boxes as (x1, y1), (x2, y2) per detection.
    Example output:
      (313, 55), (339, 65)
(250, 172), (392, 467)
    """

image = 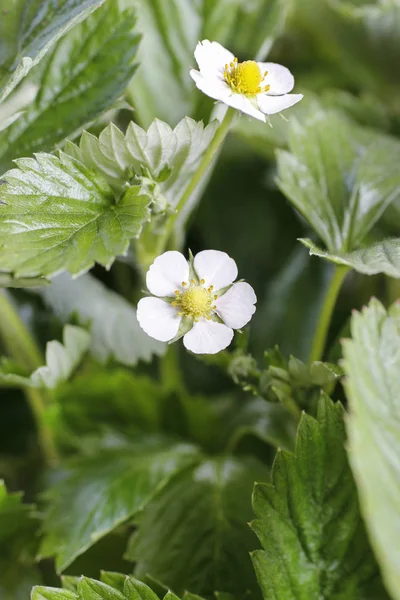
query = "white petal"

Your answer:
(220, 92), (266, 122)
(194, 250), (238, 290)
(257, 93), (303, 115)
(137, 297), (181, 342)
(183, 319), (233, 354)
(258, 62), (295, 95)
(190, 70), (231, 101)
(216, 282), (257, 329)
(146, 251), (189, 297)
(194, 40), (234, 80)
